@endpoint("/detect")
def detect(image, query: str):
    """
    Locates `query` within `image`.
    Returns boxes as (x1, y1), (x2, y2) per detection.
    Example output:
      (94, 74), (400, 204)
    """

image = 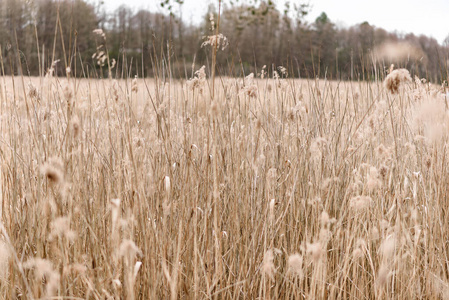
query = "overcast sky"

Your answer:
(100, 0), (449, 44)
